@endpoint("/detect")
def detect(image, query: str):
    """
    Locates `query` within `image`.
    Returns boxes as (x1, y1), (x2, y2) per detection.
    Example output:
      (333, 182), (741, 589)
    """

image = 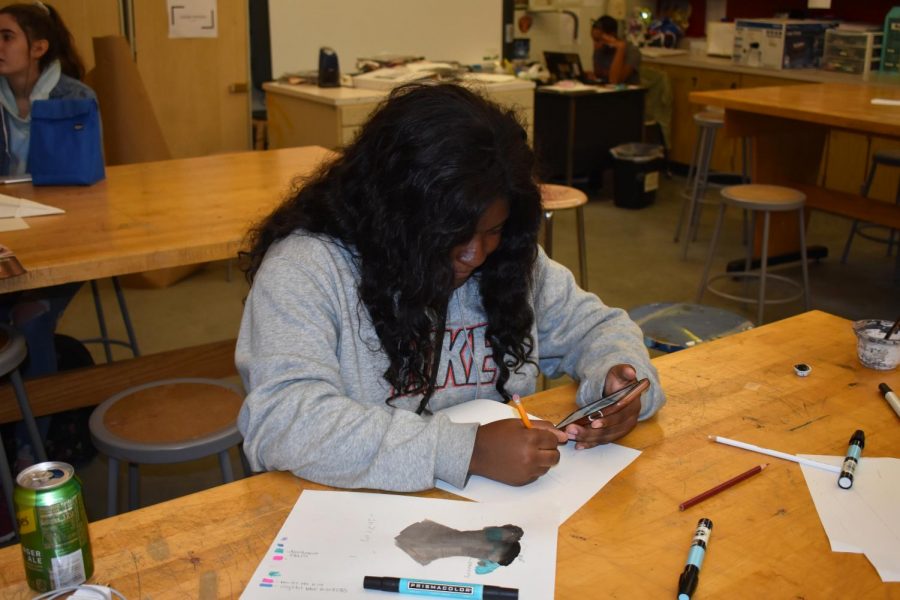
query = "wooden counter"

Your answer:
(264, 78), (536, 150)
